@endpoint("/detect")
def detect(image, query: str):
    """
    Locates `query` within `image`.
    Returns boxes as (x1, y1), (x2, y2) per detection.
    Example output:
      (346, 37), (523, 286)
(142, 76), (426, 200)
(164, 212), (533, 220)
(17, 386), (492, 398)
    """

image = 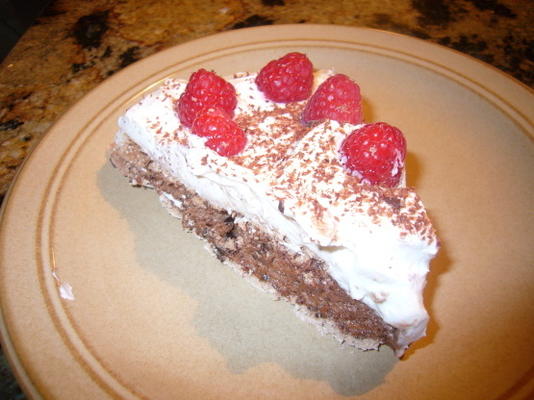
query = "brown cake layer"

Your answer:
(110, 138), (399, 351)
